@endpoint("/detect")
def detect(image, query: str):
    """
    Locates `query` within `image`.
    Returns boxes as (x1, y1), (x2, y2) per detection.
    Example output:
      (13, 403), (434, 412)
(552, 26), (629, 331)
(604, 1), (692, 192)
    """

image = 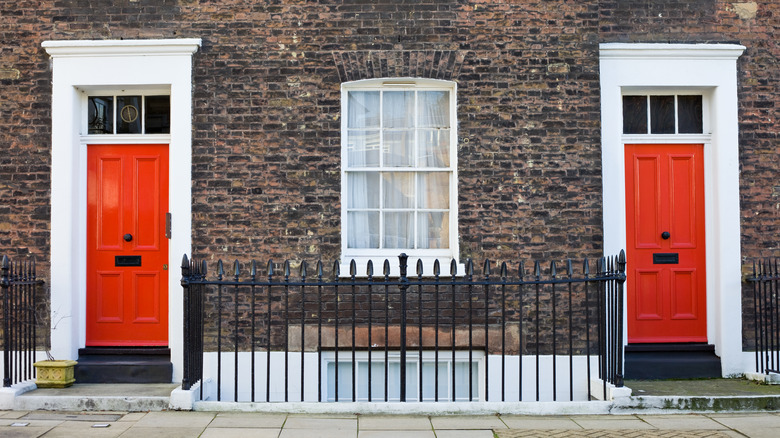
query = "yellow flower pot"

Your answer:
(34, 360), (77, 388)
